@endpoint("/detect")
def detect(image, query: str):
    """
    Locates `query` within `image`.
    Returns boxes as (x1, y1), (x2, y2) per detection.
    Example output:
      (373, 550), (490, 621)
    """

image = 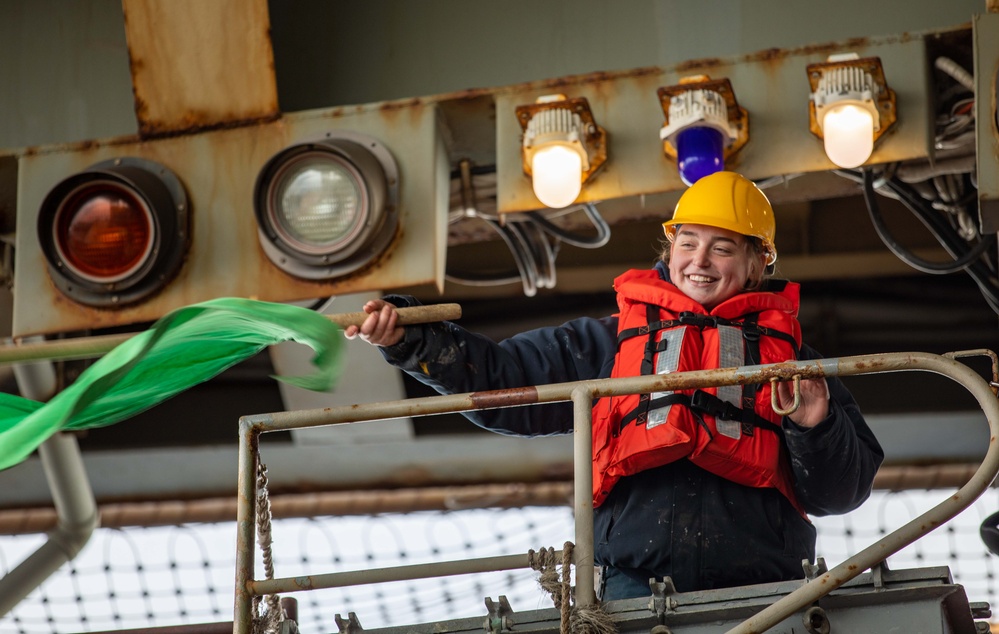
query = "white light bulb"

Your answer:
(821, 103), (875, 169)
(531, 144), (583, 209)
